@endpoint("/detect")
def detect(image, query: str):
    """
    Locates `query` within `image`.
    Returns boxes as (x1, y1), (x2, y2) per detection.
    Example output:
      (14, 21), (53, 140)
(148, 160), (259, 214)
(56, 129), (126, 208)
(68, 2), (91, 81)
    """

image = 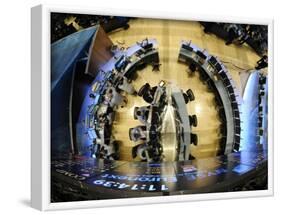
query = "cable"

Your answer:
(220, 60), (253, 71)
(116, 40), (125, 45)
